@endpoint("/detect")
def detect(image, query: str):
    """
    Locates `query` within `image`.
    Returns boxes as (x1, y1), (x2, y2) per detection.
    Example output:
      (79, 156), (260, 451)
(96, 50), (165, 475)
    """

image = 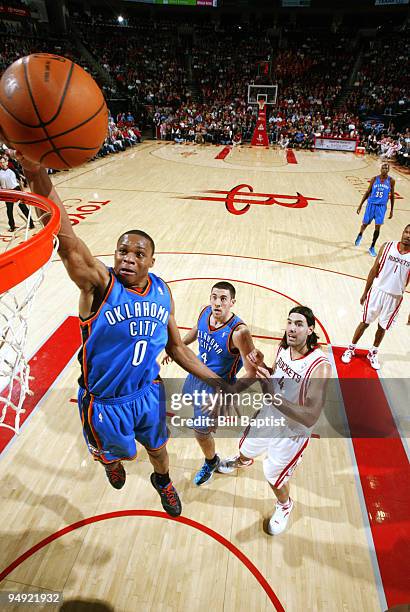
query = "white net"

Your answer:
(0, 199), (59, 434)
